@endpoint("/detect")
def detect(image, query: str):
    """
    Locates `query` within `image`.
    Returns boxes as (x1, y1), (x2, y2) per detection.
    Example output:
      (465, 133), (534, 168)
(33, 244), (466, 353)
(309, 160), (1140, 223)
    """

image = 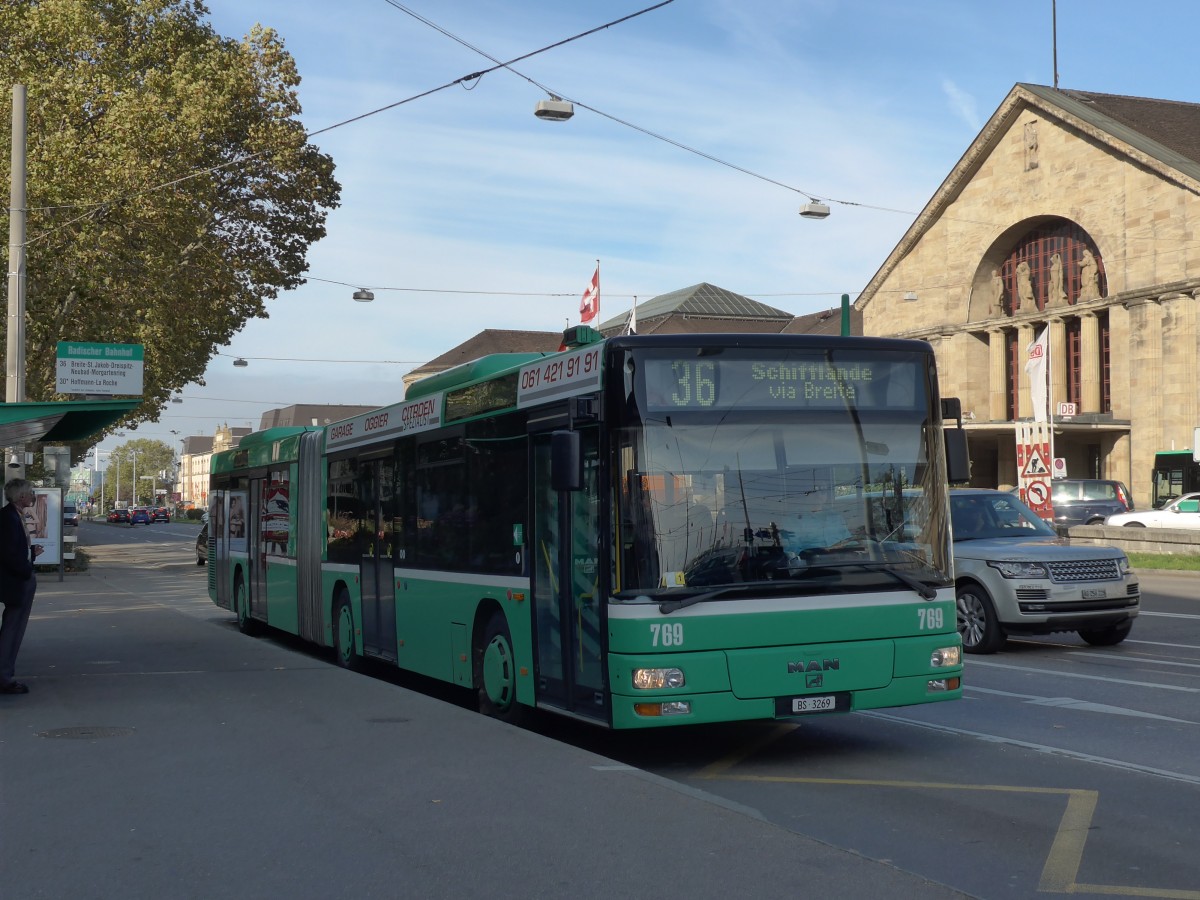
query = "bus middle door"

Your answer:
(248, 478), (267, 623)
(532, 427), (605, 720)
(359, 458), (397, 662)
